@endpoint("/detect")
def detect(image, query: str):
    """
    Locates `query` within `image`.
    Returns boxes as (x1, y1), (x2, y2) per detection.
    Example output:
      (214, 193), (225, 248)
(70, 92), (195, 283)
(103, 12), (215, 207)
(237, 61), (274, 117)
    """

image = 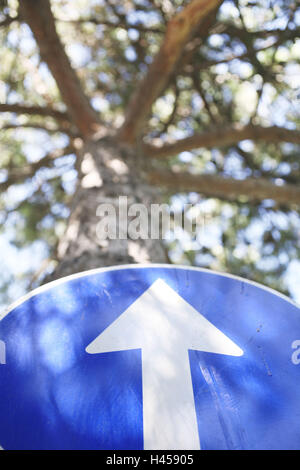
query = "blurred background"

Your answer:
(0, 0), (300, 309)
